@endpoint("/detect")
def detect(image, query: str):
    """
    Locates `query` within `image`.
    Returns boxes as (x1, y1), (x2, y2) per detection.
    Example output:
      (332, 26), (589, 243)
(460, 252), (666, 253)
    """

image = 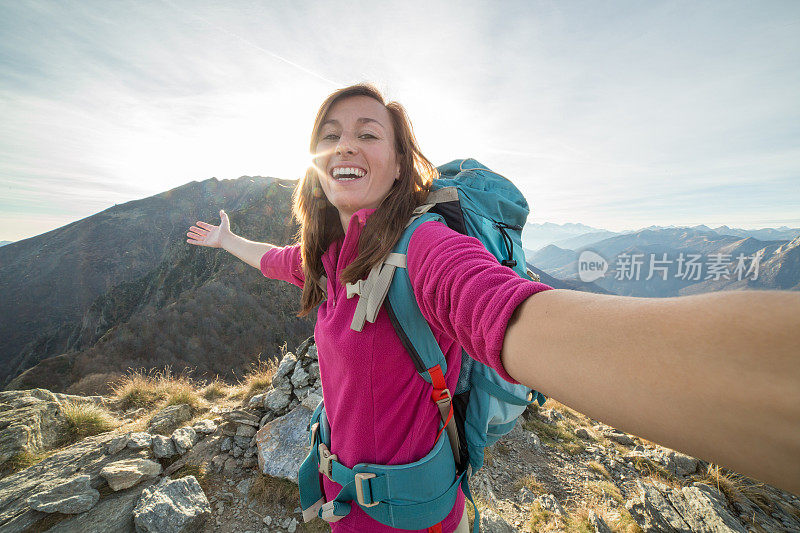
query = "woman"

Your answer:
(188, 83), (800, 532)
